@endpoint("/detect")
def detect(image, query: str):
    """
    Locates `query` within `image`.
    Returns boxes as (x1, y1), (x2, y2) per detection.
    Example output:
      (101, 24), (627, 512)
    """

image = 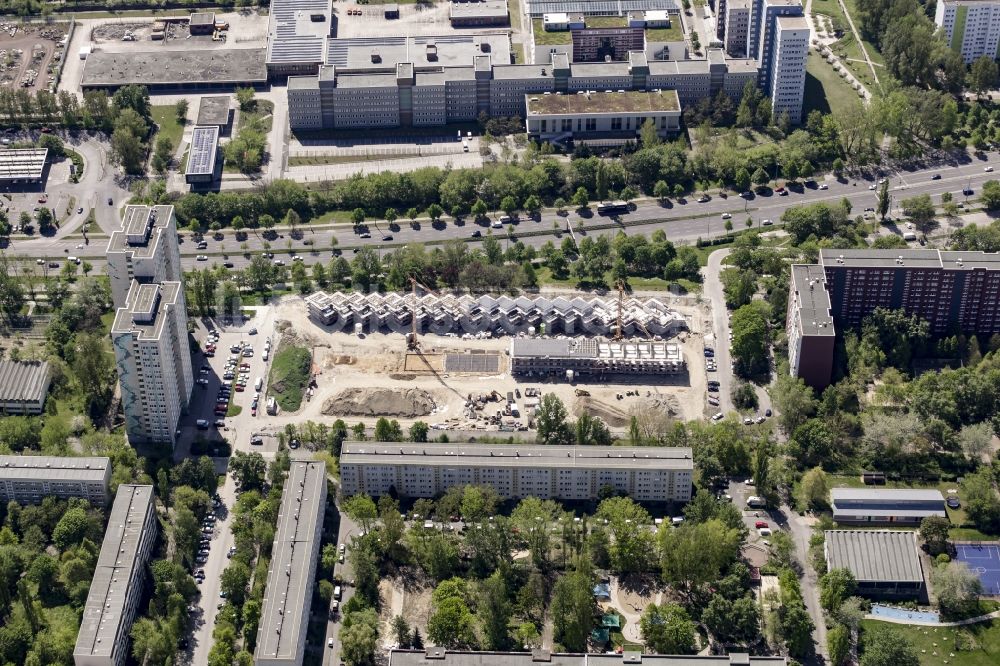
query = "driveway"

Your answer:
(703, 249), (734, 413)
